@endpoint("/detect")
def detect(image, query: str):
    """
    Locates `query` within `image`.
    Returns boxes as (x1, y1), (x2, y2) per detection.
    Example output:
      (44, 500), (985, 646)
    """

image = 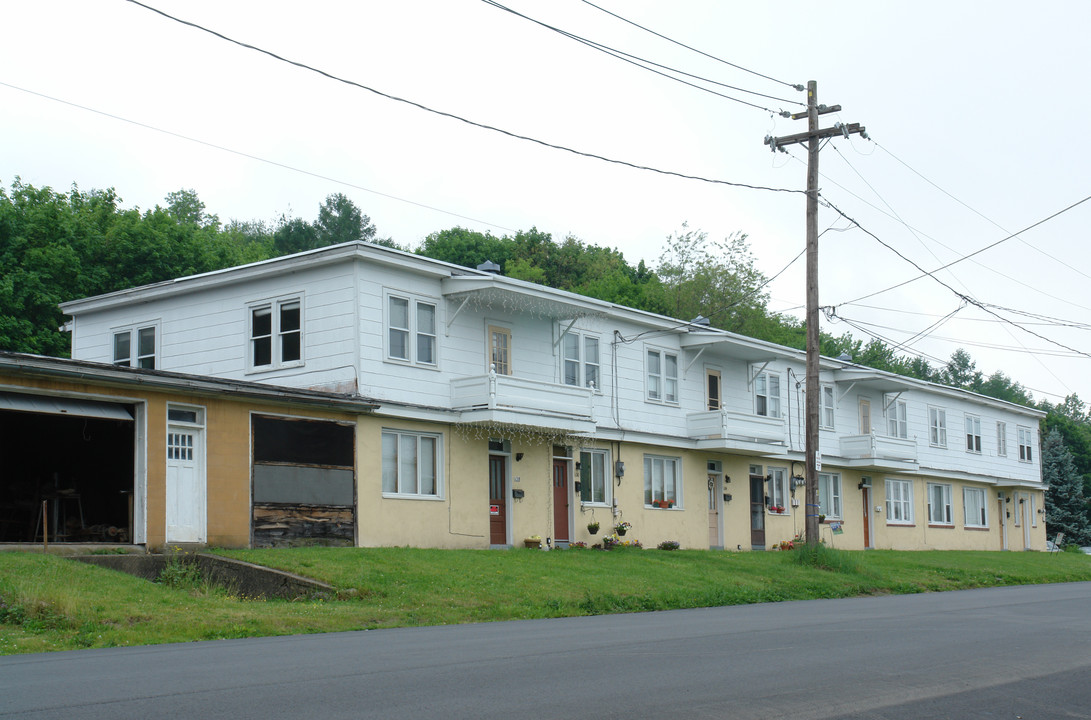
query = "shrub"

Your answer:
(657, 540), (681, 551)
